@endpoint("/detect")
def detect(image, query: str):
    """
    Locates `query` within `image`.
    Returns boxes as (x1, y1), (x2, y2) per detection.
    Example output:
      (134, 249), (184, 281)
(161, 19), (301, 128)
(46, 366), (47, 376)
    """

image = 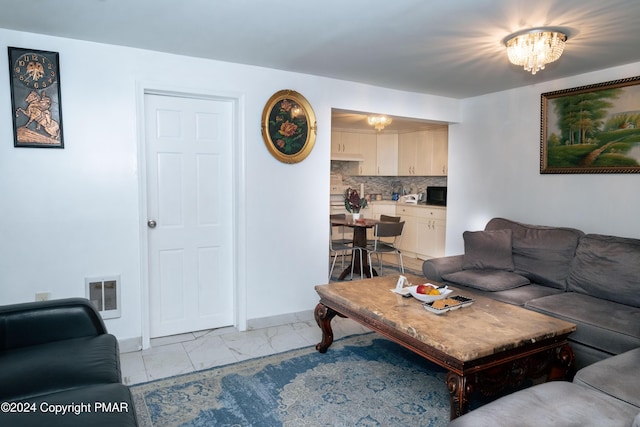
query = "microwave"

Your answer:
(426, 186), (447, 206)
